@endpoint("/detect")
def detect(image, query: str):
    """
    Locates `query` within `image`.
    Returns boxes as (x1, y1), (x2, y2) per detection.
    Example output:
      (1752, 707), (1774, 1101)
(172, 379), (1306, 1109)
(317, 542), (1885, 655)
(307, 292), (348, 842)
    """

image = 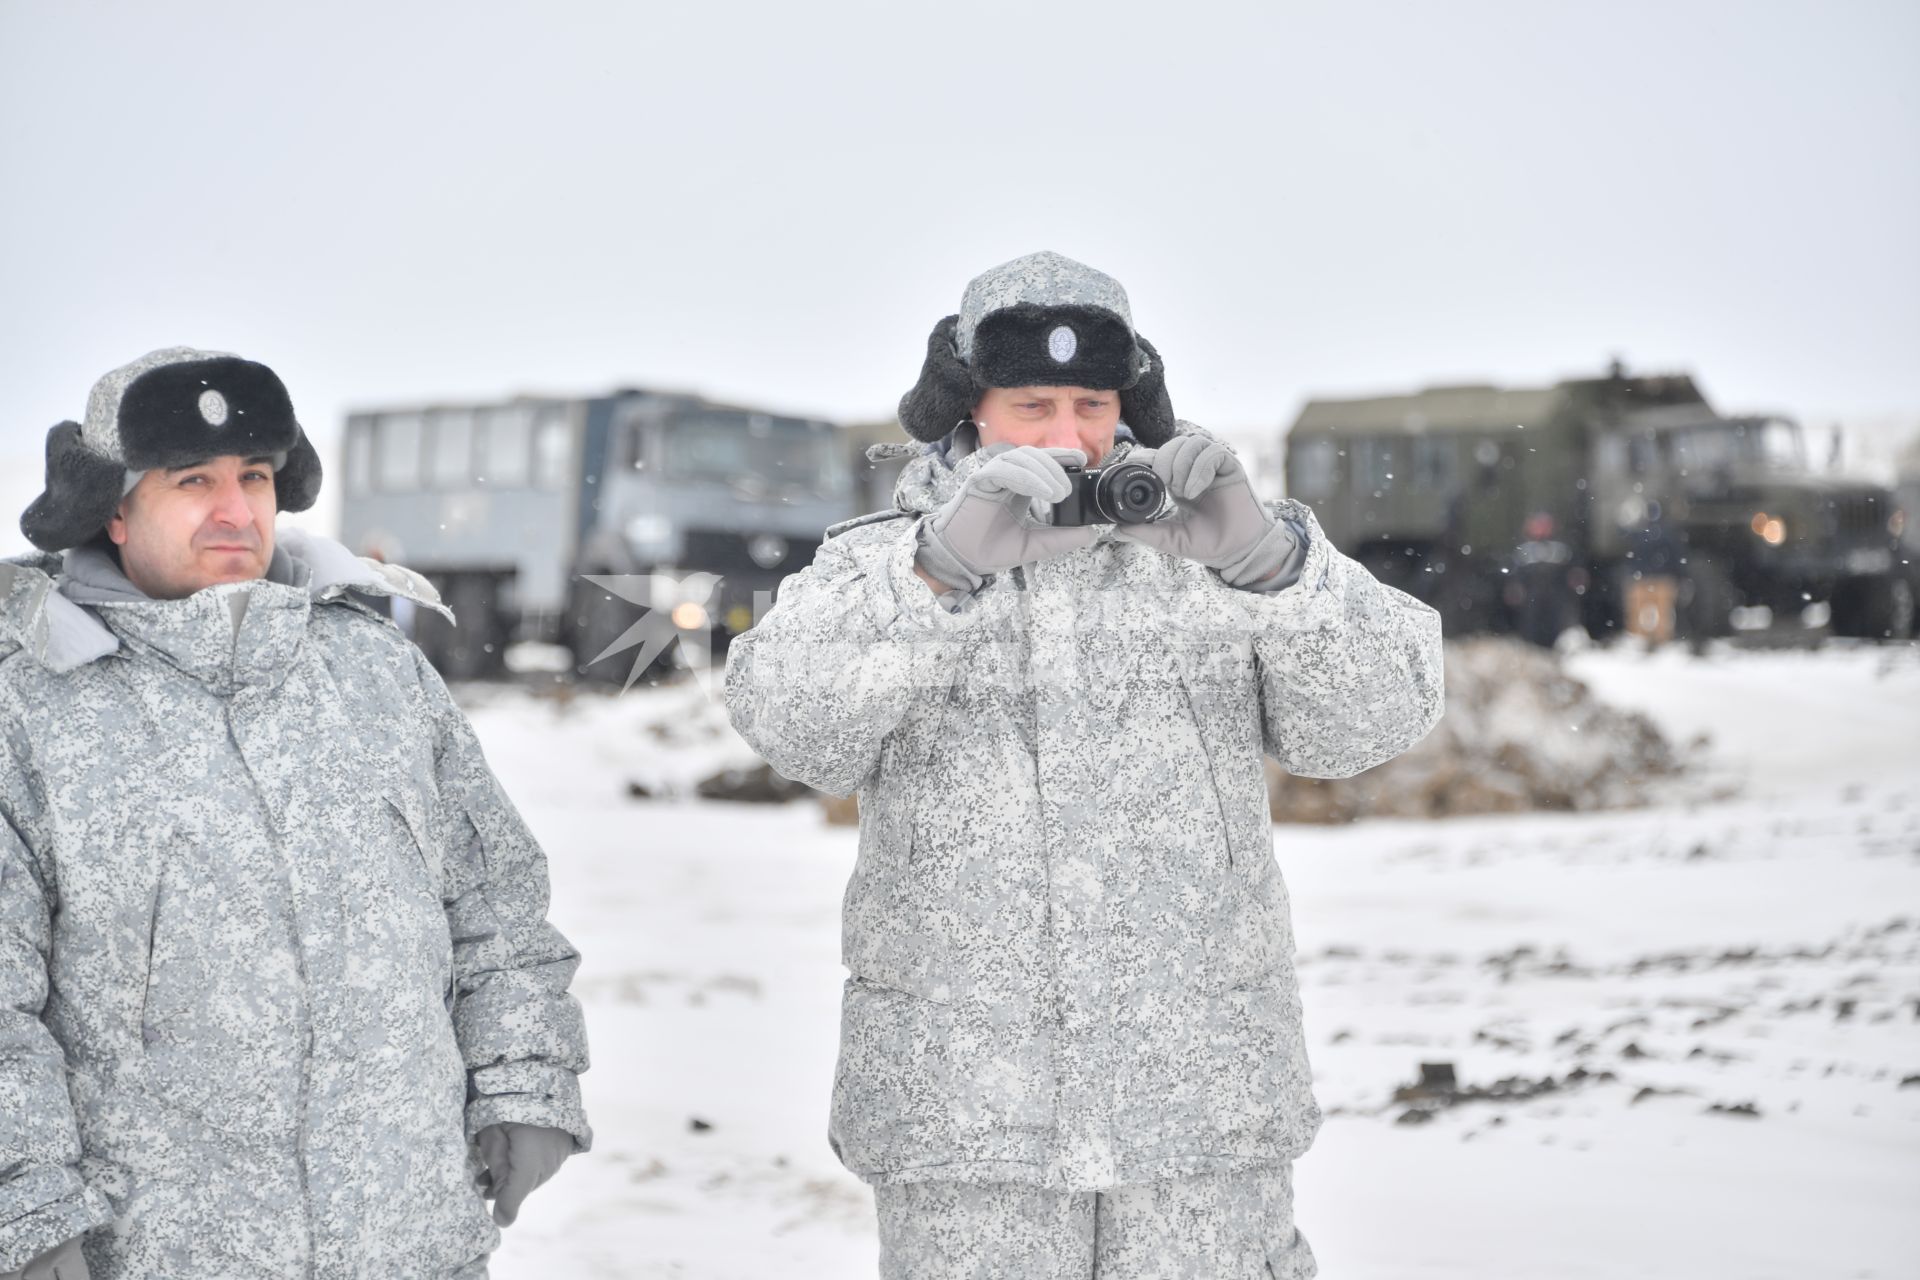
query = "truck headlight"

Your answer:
(1749, 512), (1786, 546)
(625, 513), (679, 559)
